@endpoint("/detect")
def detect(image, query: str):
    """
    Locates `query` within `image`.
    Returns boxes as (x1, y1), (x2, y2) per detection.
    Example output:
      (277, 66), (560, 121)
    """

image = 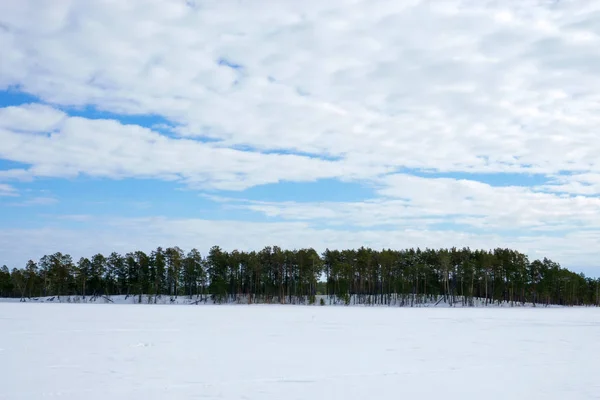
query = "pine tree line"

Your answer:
(1, 245), (599, 306)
